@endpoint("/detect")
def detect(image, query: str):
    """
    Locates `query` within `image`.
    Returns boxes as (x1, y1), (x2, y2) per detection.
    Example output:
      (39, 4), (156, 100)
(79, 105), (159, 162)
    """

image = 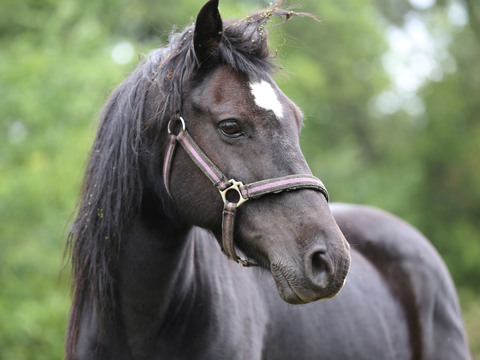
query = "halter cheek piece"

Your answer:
(163, 117), (329, 267)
